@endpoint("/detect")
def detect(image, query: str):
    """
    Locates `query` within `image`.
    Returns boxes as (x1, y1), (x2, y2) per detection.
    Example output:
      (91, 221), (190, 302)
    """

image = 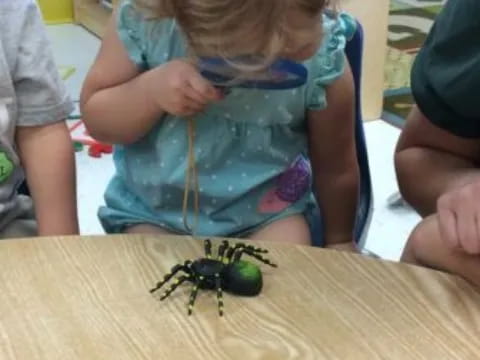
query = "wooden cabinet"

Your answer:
(340, 0), (389, 120)
(73, 0), (118, 37)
